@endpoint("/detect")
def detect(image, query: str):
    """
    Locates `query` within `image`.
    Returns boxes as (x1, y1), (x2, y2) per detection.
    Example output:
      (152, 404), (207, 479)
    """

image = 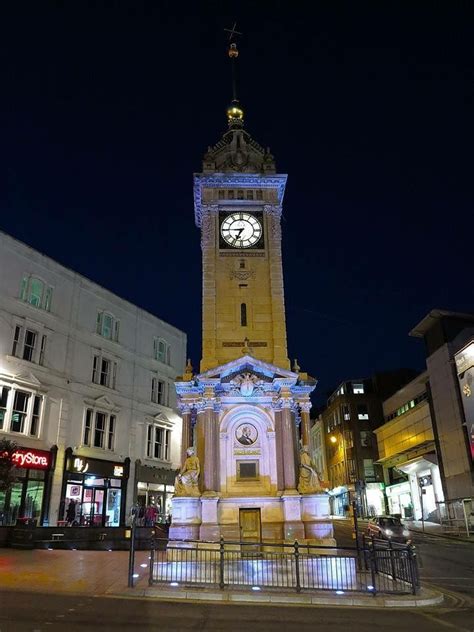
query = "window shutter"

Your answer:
(114, 320), (120, 342)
